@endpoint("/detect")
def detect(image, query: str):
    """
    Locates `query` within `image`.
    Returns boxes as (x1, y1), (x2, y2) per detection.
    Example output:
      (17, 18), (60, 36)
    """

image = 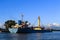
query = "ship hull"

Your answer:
(17, 27), (52, 33)
(8, 27), (52, 33)
(17, 30), (52, 33)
